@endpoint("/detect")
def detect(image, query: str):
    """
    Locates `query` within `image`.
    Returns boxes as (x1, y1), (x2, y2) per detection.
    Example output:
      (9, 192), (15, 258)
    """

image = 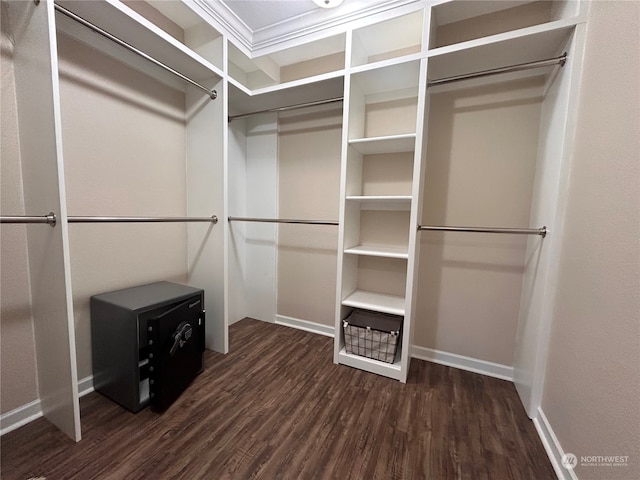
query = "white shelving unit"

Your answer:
(333, 15), (428, 380)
